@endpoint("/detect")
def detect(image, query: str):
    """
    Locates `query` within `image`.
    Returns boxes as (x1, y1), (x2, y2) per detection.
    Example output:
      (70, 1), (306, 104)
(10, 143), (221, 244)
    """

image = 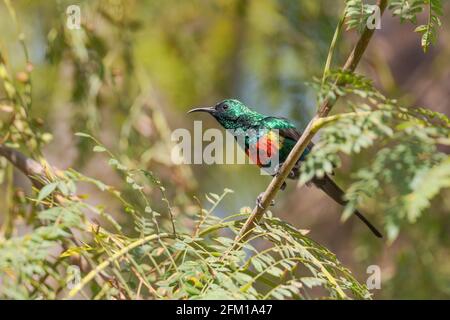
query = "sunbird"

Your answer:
(188, 99), (382, 238)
